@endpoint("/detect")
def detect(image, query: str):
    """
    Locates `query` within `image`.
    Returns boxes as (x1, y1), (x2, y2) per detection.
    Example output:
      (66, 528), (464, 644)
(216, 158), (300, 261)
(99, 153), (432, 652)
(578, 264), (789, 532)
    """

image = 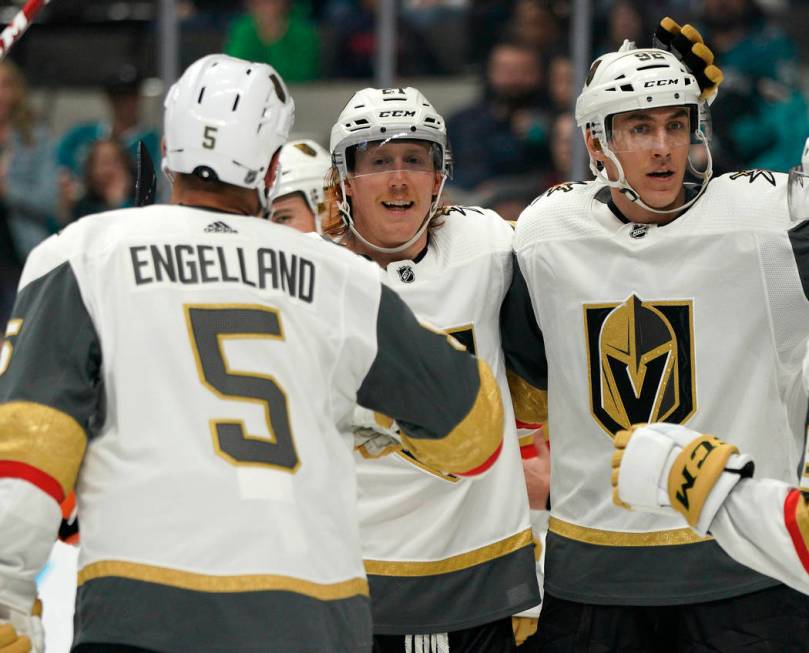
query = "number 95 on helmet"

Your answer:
(162, 54), (295, 213)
